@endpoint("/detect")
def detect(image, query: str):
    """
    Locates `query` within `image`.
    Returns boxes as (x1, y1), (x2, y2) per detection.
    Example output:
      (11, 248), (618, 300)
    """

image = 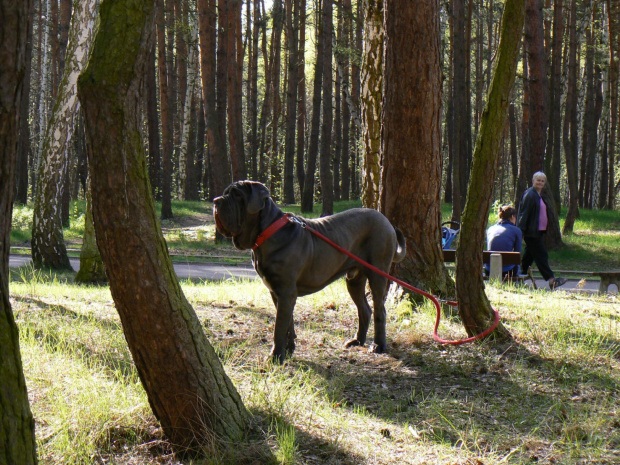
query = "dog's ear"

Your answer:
(246, 182), (270, 214)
